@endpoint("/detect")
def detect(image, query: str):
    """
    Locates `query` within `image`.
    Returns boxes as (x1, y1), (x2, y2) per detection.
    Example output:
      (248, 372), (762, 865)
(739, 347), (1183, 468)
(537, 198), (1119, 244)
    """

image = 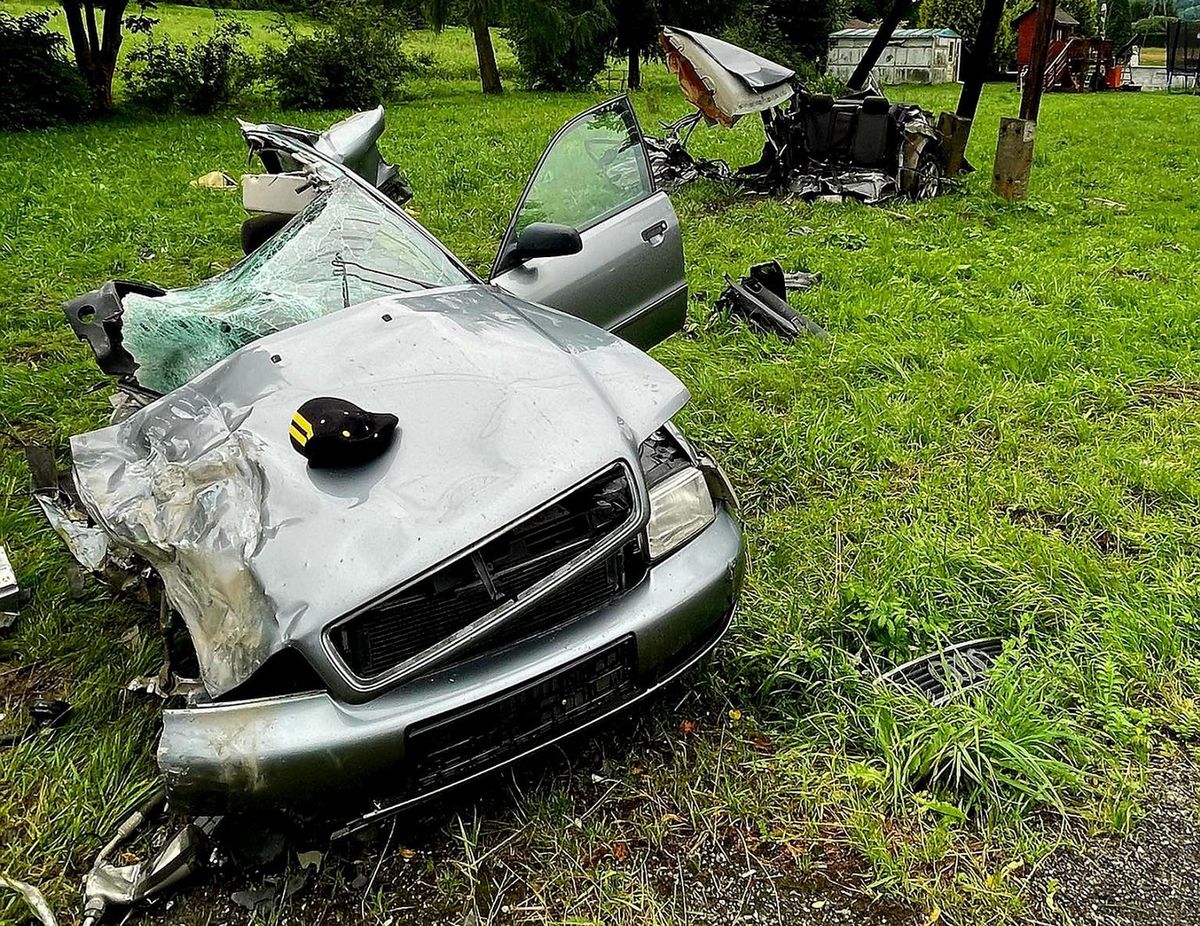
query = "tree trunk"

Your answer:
(627, 40), (641, 90)
(61, 0), (125, 111)
(469, 9), (502, 95)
